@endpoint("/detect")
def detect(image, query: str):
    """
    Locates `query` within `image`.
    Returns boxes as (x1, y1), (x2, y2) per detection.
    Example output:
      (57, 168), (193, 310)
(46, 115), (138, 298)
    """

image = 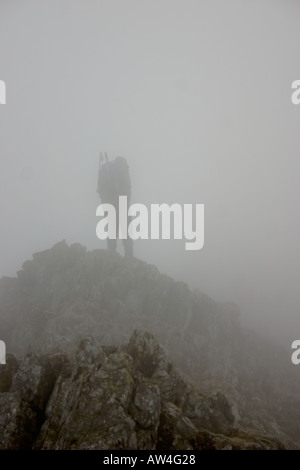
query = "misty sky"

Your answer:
(0, 0), (299, 345)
